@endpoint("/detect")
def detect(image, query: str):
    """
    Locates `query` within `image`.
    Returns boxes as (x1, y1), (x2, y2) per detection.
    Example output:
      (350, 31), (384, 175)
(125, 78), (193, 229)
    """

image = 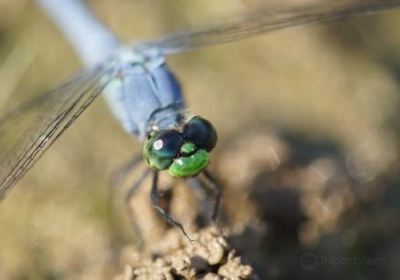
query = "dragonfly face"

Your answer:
(143, 116), (217, 177)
